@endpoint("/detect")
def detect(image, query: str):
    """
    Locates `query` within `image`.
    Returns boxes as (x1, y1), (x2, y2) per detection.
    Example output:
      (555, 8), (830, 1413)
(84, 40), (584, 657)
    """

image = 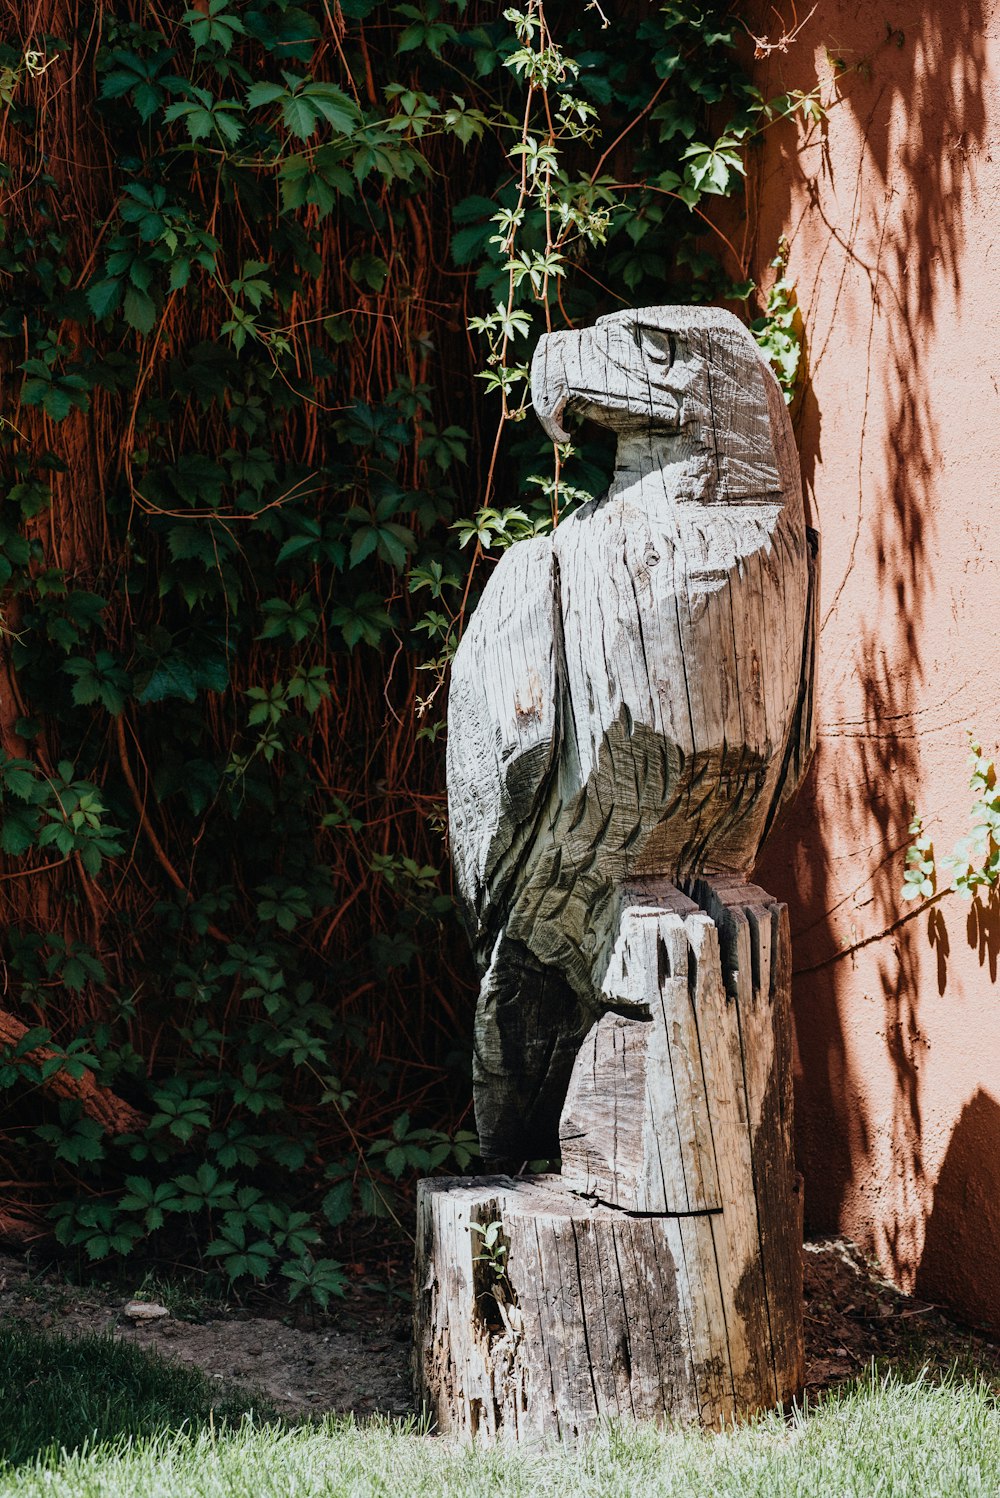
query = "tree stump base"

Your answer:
(413, 879), (804, 1441)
